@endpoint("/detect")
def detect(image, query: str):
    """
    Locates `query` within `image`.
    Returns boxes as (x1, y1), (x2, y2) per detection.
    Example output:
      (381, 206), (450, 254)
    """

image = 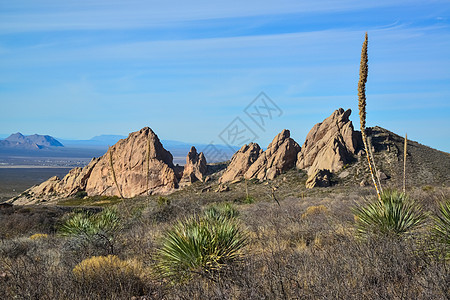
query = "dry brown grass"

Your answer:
(0, 183), (448, 299)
